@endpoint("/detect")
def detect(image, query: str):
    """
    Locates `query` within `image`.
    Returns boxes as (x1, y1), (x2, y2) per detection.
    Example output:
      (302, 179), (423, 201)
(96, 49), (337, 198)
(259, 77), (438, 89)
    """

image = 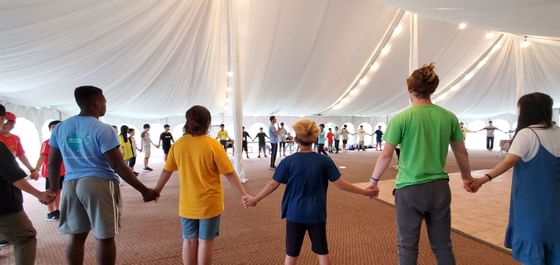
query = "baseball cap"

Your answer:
(5, 112), (16, 122)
